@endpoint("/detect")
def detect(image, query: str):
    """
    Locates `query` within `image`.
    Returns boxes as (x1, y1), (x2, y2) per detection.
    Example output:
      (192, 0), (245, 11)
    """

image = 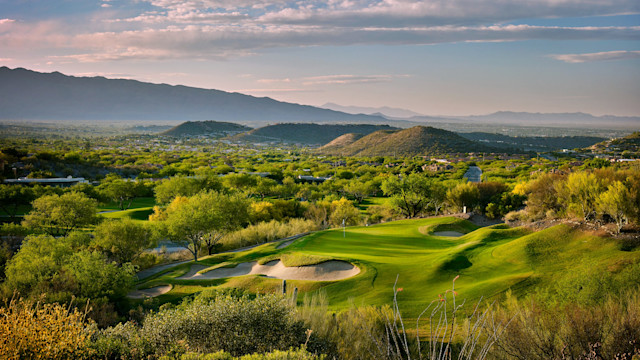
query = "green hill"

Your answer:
(319, 126), (500, 156)
(136, 217), (639, 317)
(231, 123), (398, 145)
(161, 120), (251, 137)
